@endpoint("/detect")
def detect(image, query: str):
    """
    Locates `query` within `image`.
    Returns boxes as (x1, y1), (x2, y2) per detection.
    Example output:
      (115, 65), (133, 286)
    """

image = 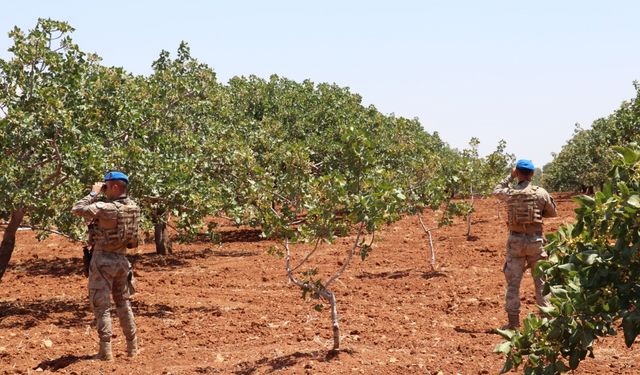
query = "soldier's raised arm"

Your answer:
(71, 182), (104, 221)
(493, 168), (516, 201)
